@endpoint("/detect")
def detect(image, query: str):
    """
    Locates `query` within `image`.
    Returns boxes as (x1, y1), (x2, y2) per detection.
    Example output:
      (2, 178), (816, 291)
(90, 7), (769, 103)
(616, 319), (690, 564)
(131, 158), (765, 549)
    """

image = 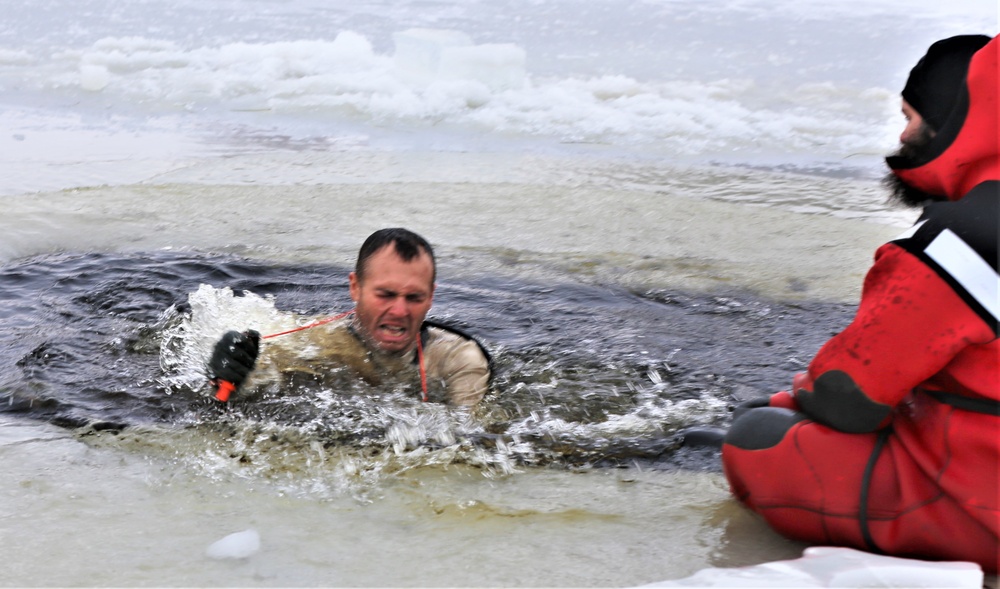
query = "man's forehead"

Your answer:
(362, 246), (434, 286)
